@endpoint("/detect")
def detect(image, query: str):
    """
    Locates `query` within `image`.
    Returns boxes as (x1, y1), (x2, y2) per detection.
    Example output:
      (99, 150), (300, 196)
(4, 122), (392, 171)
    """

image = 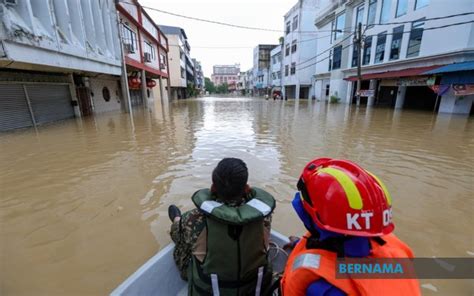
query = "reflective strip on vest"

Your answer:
(317, 168), (363, 210)
(211, 273), (220, 296)
(255, 266), (264, 296)
(292, 254), (321, 271)
(246, 199), (272, 216)
(201, 200), (223, 214)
